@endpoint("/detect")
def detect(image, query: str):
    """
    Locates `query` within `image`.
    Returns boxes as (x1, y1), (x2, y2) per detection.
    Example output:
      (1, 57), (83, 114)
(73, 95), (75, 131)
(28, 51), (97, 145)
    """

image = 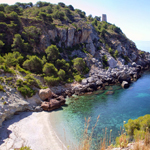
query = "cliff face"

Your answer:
(37, 20), (150, 72)
(39, 24), (99, 56)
